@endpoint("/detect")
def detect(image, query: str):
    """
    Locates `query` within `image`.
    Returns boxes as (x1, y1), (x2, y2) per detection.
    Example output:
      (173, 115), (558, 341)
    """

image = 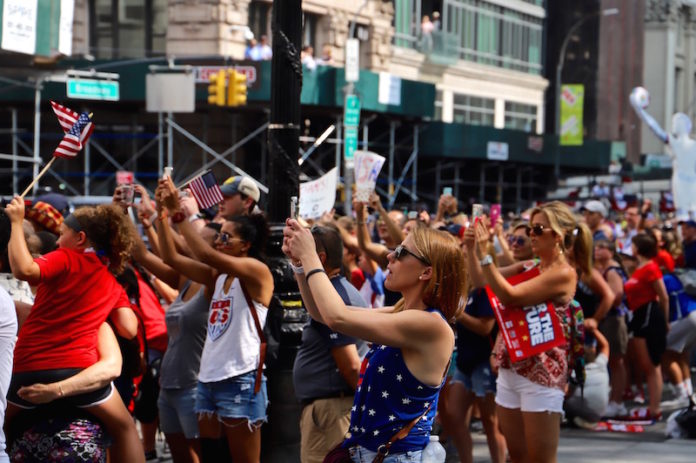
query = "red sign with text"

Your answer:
(485, 266), (566, 362)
